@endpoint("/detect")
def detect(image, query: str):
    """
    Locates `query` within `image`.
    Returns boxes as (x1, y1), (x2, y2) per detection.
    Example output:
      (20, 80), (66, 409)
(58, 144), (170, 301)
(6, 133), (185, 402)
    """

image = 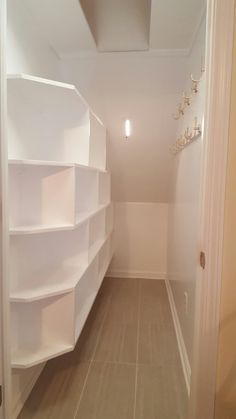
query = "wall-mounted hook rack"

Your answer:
(183, 92), (191, 106)
(170, 117), (202, 155)
(172, 102), (185, 120)
(191, 74), (201, 94)
(193, 116), (202, 136)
